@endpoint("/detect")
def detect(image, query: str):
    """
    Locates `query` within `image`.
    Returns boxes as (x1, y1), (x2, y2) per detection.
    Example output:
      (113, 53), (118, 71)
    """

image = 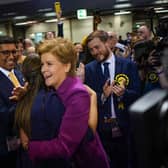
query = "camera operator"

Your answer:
(137, 25), (152, 41)
(133, 39), (162, 95)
